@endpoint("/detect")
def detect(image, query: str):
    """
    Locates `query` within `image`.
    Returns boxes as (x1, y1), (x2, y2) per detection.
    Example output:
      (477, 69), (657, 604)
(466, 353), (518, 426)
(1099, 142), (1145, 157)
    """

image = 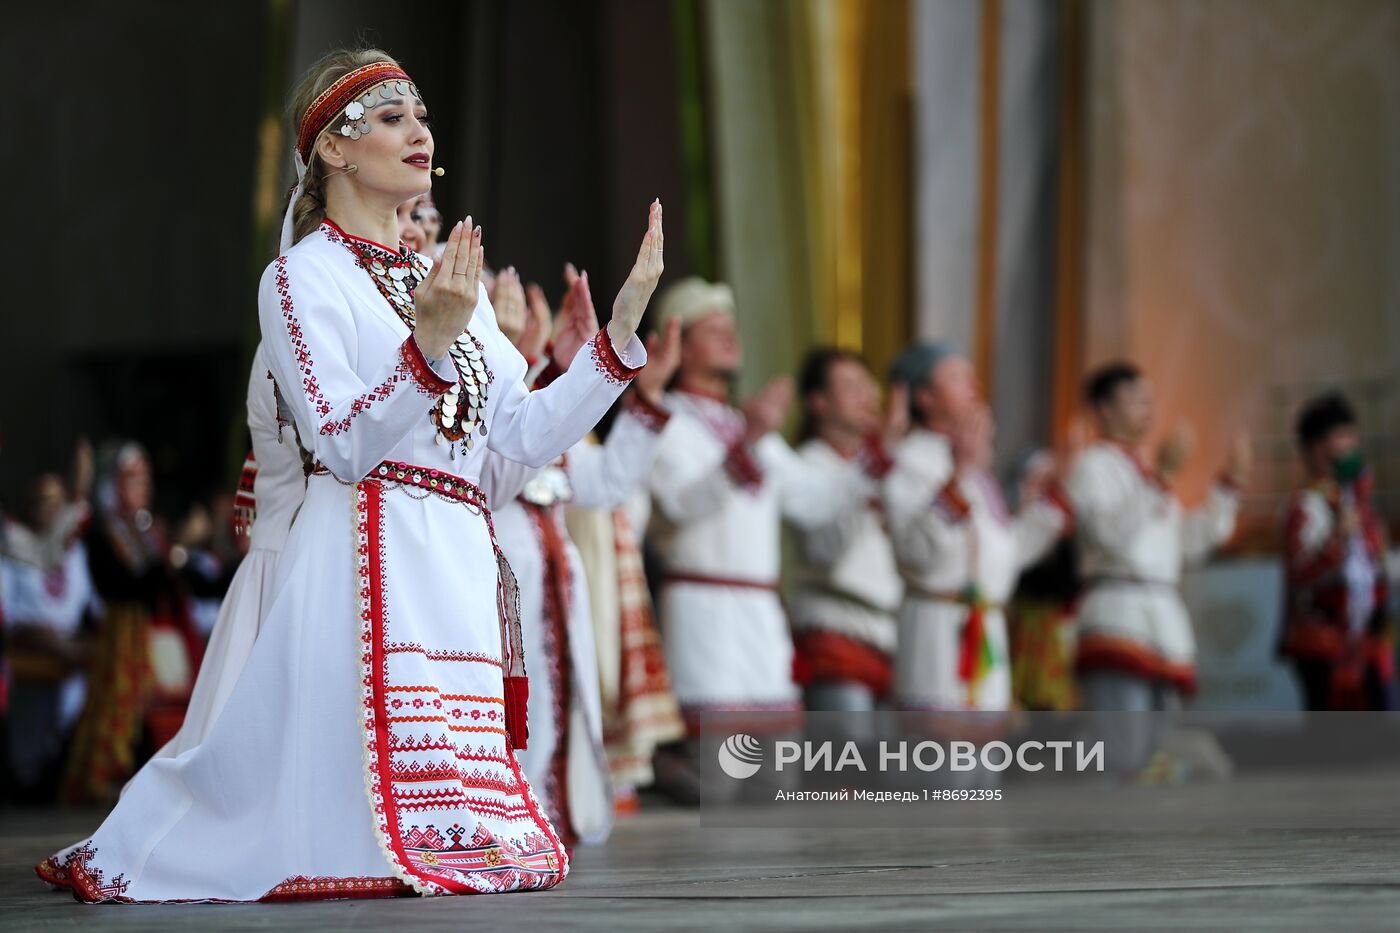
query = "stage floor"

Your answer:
(4, 776), (1399, 931)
